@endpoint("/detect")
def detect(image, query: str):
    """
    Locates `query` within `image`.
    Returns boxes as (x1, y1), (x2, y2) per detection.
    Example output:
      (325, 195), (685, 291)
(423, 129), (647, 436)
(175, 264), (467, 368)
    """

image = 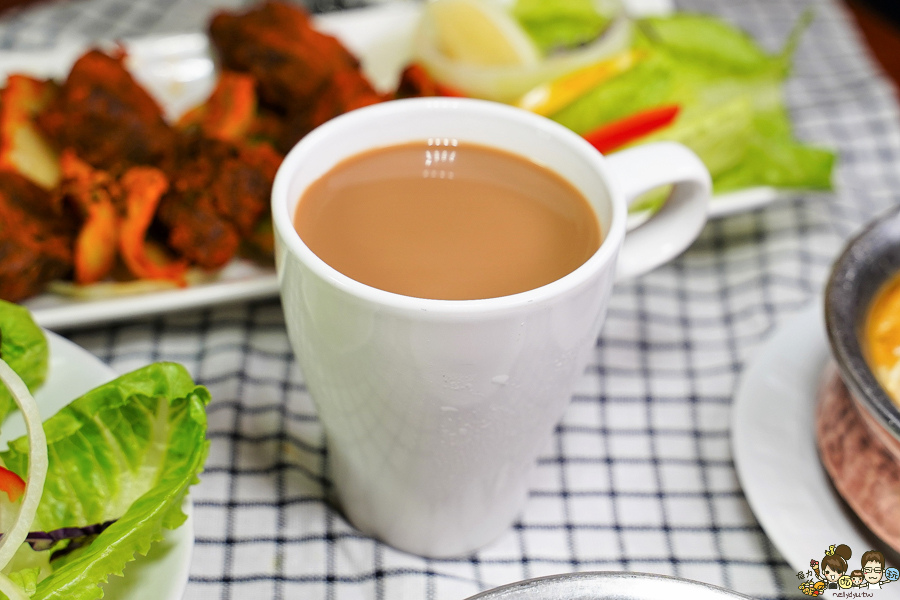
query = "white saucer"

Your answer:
(731, 303), (900, 573)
